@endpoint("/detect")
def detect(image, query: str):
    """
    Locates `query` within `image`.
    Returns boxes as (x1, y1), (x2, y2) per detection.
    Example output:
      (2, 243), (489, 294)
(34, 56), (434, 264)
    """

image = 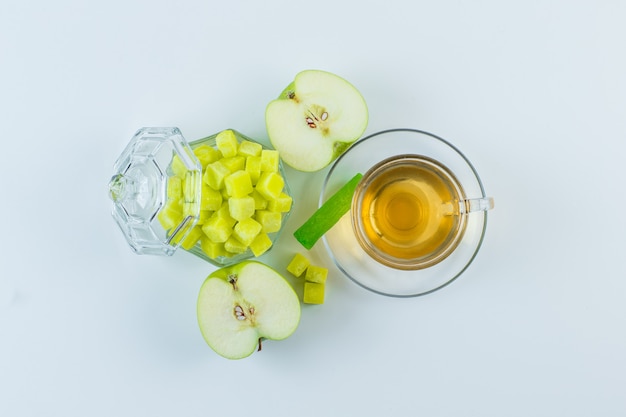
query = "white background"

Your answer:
(1, 1), (625, 416)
